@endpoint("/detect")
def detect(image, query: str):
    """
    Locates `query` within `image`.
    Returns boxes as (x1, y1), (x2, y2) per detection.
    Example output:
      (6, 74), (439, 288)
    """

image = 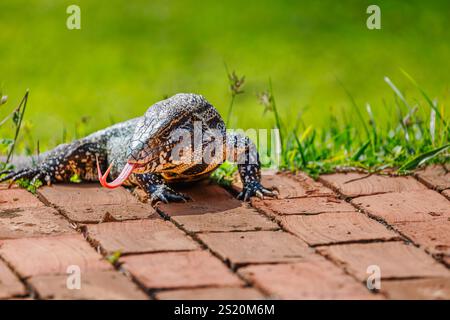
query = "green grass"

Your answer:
(213, 71), (449, 184)
(215, 66), (448, 181)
